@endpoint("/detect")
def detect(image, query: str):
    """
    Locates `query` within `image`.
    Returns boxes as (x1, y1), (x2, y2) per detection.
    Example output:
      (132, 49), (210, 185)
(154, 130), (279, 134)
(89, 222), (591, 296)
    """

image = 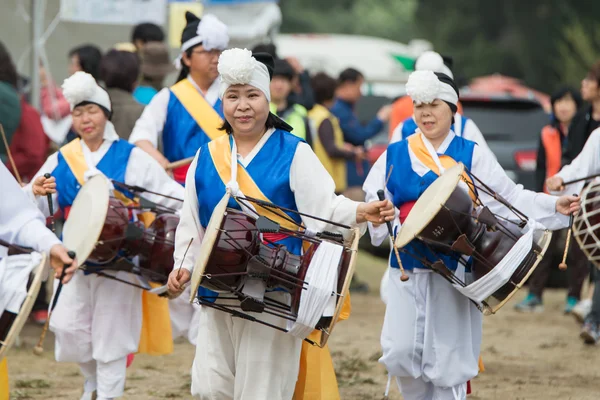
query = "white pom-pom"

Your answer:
(197, 14), (229, 51)
(415, 51), (453, 78)
(62, 71), (97, 107)
(405, 70), (440, 104)
(218, 48), (256, 85)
